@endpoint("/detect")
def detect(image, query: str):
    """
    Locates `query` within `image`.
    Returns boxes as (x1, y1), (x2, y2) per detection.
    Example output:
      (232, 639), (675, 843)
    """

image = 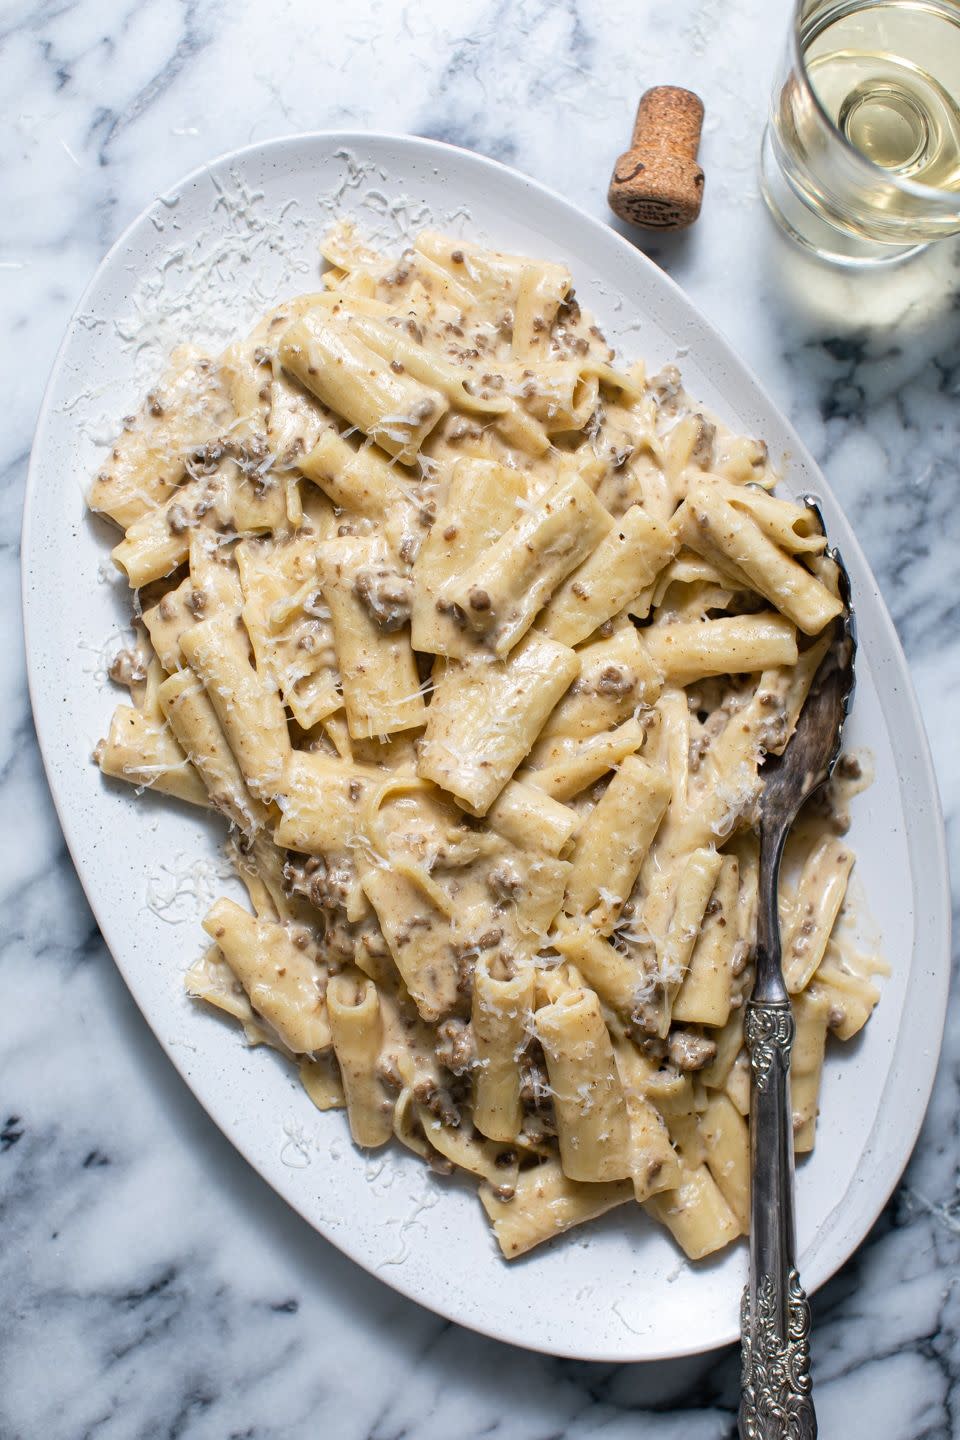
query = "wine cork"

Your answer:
(608, 86), (705, 231)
